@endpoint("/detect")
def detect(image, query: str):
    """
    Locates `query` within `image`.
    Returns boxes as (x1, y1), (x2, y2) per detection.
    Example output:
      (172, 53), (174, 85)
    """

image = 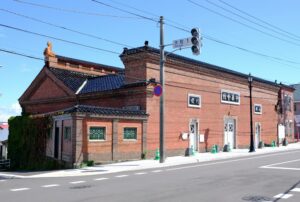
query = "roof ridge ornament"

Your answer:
(43, 41), (56, 57)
